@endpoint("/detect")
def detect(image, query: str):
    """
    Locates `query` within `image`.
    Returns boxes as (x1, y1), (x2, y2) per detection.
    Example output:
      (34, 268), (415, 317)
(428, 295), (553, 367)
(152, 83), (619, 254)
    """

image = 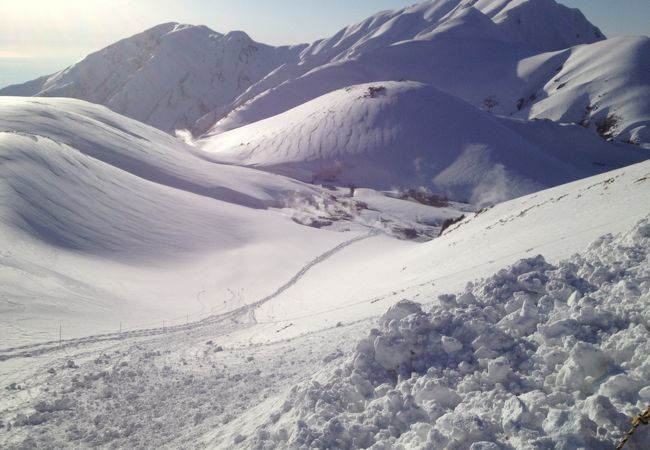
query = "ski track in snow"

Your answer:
(0, 231), (377, 363)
